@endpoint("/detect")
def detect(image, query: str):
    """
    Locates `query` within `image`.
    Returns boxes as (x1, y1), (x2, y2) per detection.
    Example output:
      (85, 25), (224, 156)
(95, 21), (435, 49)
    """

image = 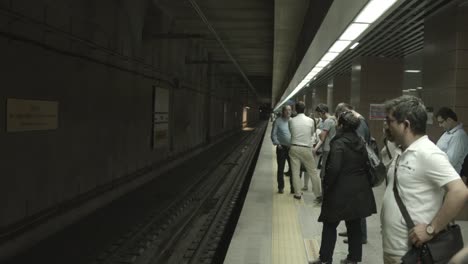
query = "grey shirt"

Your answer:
(321, 117), (337, 152)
